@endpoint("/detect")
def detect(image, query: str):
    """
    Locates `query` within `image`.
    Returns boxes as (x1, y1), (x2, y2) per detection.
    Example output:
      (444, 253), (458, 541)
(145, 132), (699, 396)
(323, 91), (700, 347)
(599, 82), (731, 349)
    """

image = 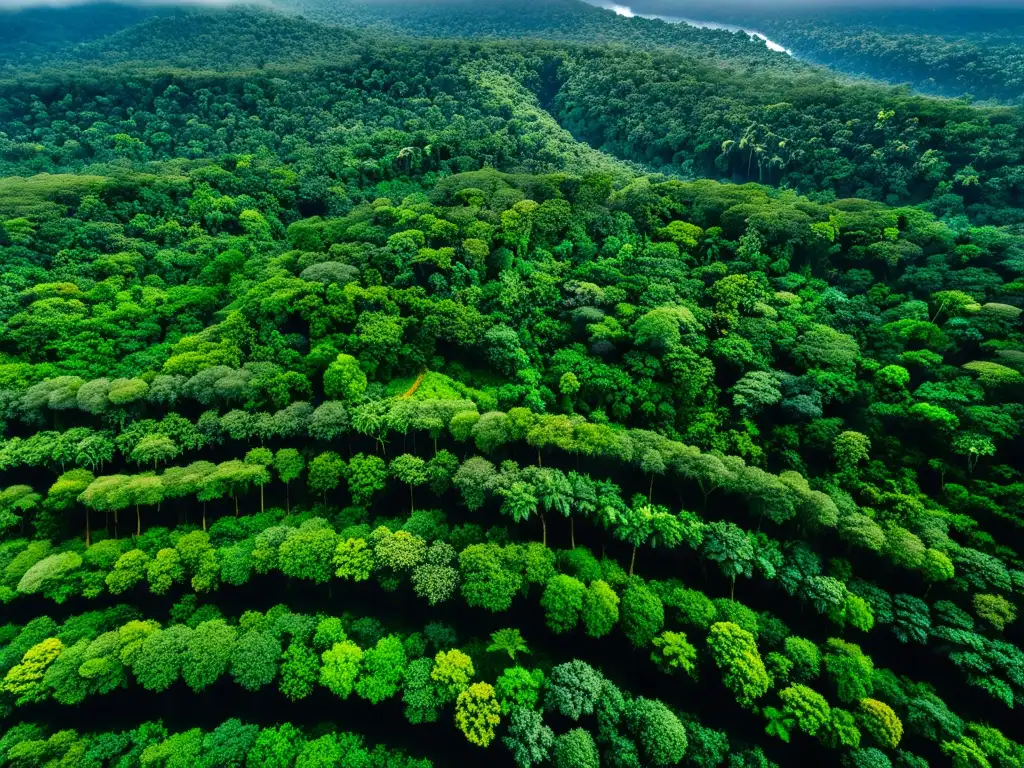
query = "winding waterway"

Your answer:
(584, 1), (793, 55)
